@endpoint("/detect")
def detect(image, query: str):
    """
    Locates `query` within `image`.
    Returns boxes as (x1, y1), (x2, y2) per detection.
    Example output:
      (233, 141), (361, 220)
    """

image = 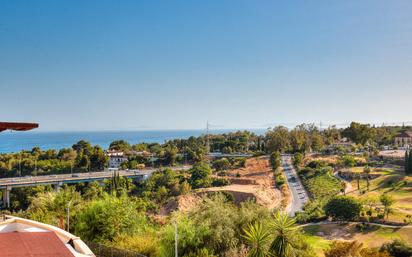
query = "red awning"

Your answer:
(0, 232), (75, 257)
(0, 122), (39, 132)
